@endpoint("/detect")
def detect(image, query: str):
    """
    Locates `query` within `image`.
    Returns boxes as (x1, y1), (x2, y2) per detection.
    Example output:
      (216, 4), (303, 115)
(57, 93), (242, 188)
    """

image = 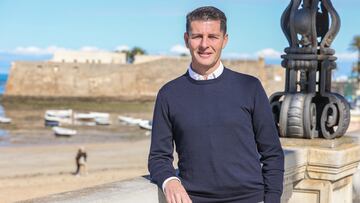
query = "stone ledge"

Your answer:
(20, 176), (166, 203)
